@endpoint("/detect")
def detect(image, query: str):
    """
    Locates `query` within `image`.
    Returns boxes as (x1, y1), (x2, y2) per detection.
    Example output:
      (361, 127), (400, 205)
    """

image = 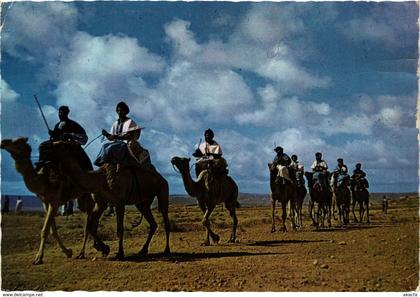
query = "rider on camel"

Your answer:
(290, 154), (305, 187)
(192, 128), (227, 178)
(351, 163), (369, 192)
(271, 146), (292, 184)
(311, 152), (329, 190)
(331, 158), (350, 189)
